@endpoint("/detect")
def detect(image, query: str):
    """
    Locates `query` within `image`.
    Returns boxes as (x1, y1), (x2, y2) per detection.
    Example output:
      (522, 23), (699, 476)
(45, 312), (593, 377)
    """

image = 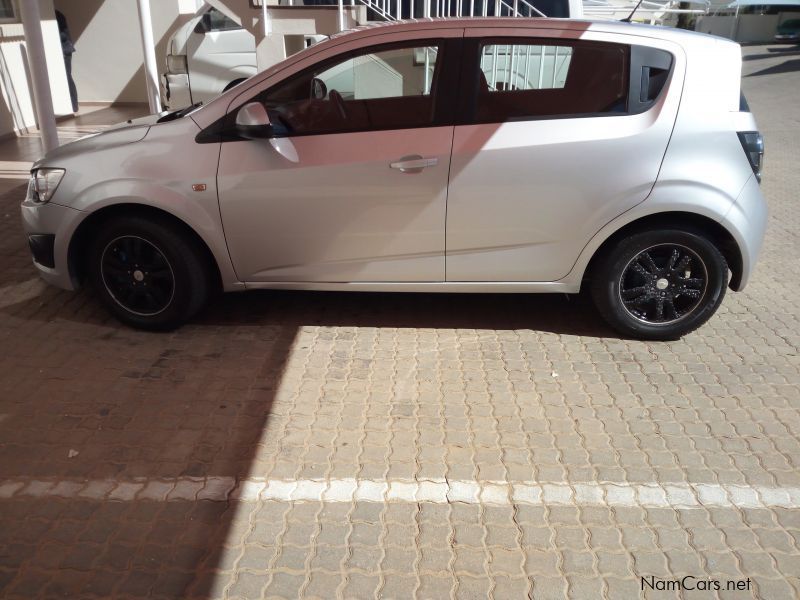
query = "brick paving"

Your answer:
(0, 45), (799, 599)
